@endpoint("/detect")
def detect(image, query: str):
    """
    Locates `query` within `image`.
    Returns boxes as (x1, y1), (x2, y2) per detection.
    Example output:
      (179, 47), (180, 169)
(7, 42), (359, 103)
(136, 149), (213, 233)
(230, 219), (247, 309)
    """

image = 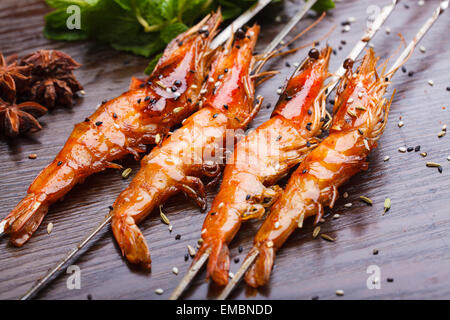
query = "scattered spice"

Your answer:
(383, 198), (391, 214)
(159, 205), (170, 225)
(359, 196), (373, 205)
(47, 222), (54, 234)
(313, 226), (320, 238)
(373, 249), (379, 255)
(20, 50), (83, 108)
(0, 98), (47, 137)
(420, 152), (427, 157)
(122, 168), (132, 179)
(175, 234), (181, 240)
(398, 147), (407, 153)
(155, 133), (161, 144)
(154, 288), (164, 295)
(320, 234), (335, 242)
(426, 161), (441, 168)
(383, 156), (390, 162)
(335, 289), (344, 296)
(28, 153), (37, 159)
(387, 277), (394, 283)
(172, 267), (179, 275)
(187, 245), (196, 257)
